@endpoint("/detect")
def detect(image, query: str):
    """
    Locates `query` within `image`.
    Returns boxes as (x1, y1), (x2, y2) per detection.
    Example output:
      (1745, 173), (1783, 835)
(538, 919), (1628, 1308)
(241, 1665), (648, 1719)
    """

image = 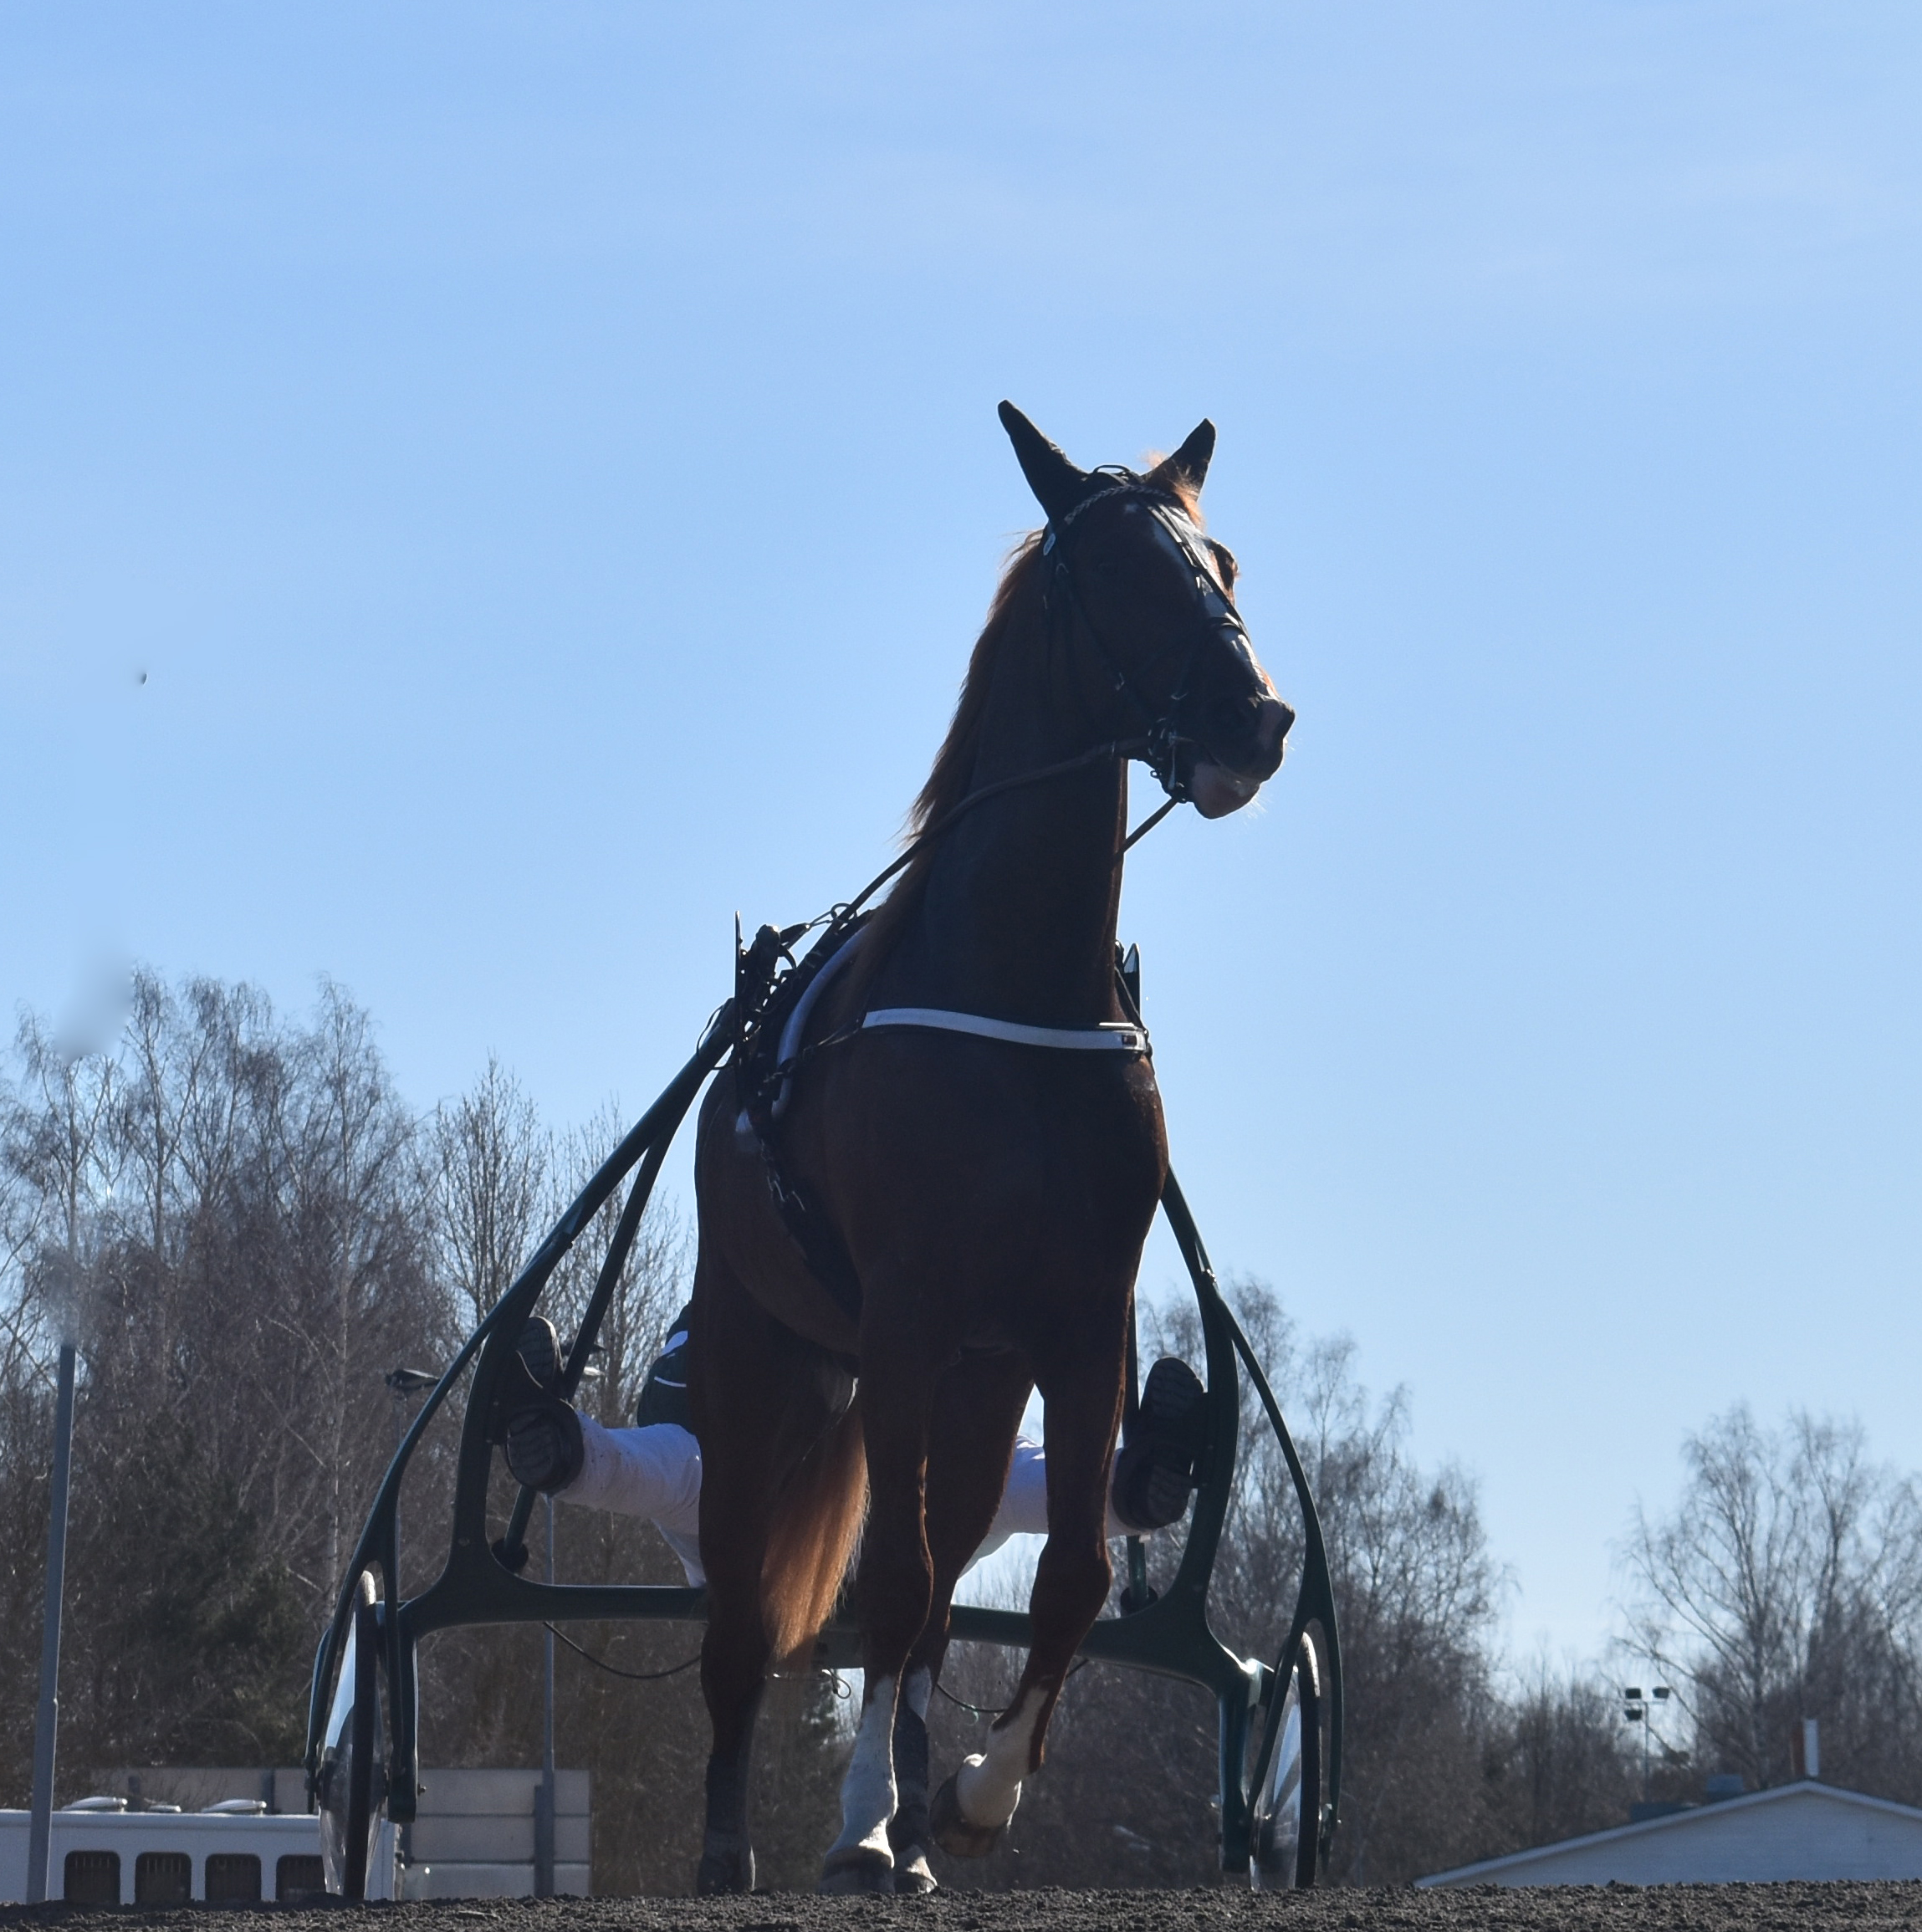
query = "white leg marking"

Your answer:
(827, 1672), (897, 1861)
(953, 1684), (1045, 1831)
